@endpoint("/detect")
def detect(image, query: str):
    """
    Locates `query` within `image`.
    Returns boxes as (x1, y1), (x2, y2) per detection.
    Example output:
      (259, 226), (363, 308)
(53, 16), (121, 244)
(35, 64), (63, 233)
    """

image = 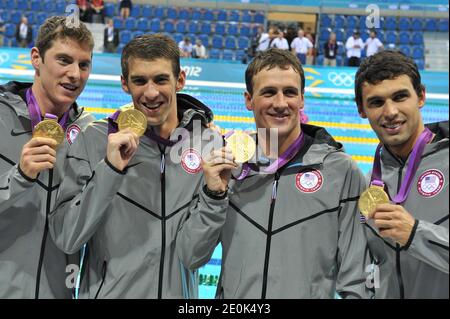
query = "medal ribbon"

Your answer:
(370, 127), (433, 204)
(26, 88), (70, 131)
(107, 110), (187, 146)
(234, 131), (305, 180)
